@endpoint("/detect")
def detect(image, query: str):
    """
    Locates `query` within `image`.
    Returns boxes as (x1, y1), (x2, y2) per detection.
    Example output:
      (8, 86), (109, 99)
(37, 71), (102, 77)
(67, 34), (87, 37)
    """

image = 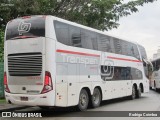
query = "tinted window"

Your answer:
(55, 21), (70, 45)
(121, 41), (140, 59)
(101, 65), (143, 81)
(91, 33), (98, 50)
(69, 25), (81, 47)
(81, 29), (97, 50)
(132, 44), (140, 59)
(121, 41), (128, 56)
(54, 20), (141, 60)
(55, 21), (97, 50)
(152, 59), (160, 71)
(97, 34), (112, 52)
(6, 16), (45, 40)
(113, 38), (122, 54)
(138, 45), (147, 59)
